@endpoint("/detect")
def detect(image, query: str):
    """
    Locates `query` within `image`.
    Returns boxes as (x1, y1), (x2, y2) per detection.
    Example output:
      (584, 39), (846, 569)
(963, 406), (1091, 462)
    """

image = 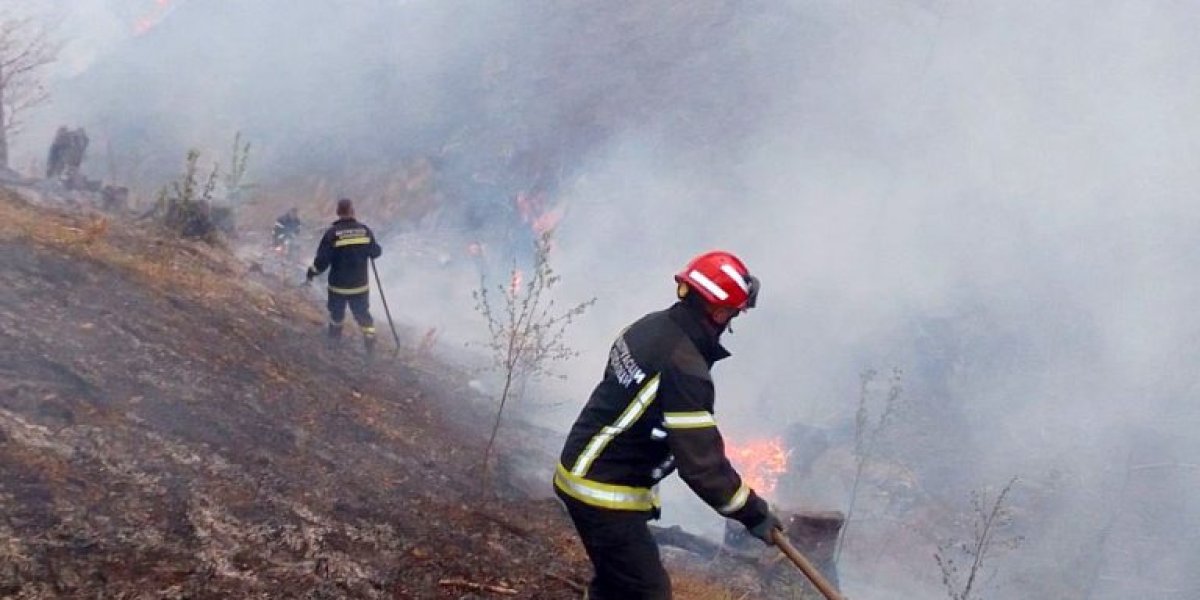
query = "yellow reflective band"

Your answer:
(554, 463), (660, 511)
(663, 411), (717, 429)
(333, 236), (370, 247)
(328, 284), (370, 295)
(361, 326), (376, 334)
(718, 483), (750, 515)
(571, 374), (661, 477)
